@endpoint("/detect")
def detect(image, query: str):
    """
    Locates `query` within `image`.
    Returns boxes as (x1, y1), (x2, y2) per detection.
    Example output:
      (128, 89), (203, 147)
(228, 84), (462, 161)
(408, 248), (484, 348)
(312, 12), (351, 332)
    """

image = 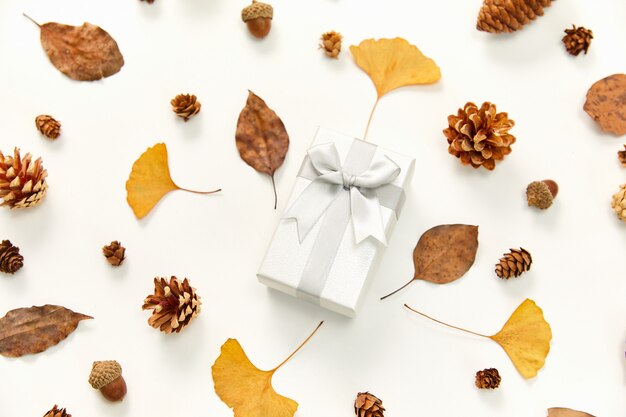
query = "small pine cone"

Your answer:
(143, 276), (201, 333)
(0, 240), (24, 274)
(43, 405), (71, 417)
(477, 0), (554, 34)
(475, 368), (501, 389)
(562, 25), (593, 56)
(320, 31), (343, 58)
(618, 145), (626, 167)
(354, 392), (385, 417)
(140, 0), (155, 3)
(443, 102), (516, 170)
(495, 247), (532, 279)
(611, 184), (626, 222)
(35, 115), (61, 140)
(0, 148), (48, 209)
(171, 94), (201, 122)
(102, 241), (126, 266)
